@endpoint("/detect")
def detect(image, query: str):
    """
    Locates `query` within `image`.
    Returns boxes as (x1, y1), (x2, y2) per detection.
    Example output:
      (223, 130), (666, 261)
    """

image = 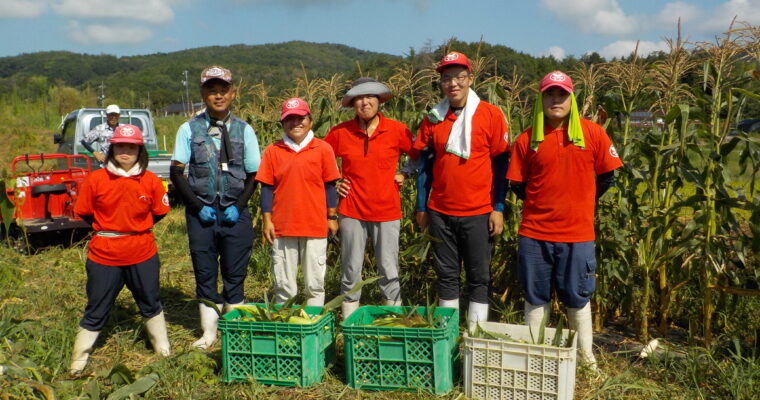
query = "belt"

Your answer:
(95, 230), (147, 237)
